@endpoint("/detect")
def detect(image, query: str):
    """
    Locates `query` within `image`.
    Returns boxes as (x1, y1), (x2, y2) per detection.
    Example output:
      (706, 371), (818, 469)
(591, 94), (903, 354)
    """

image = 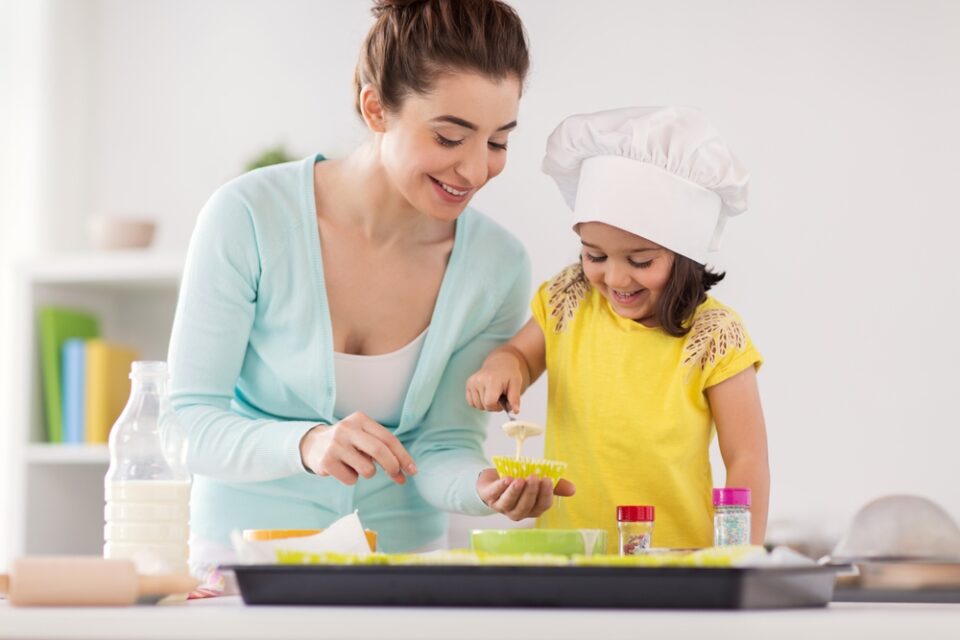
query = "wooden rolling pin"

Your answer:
(0, 556), (198, 606)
